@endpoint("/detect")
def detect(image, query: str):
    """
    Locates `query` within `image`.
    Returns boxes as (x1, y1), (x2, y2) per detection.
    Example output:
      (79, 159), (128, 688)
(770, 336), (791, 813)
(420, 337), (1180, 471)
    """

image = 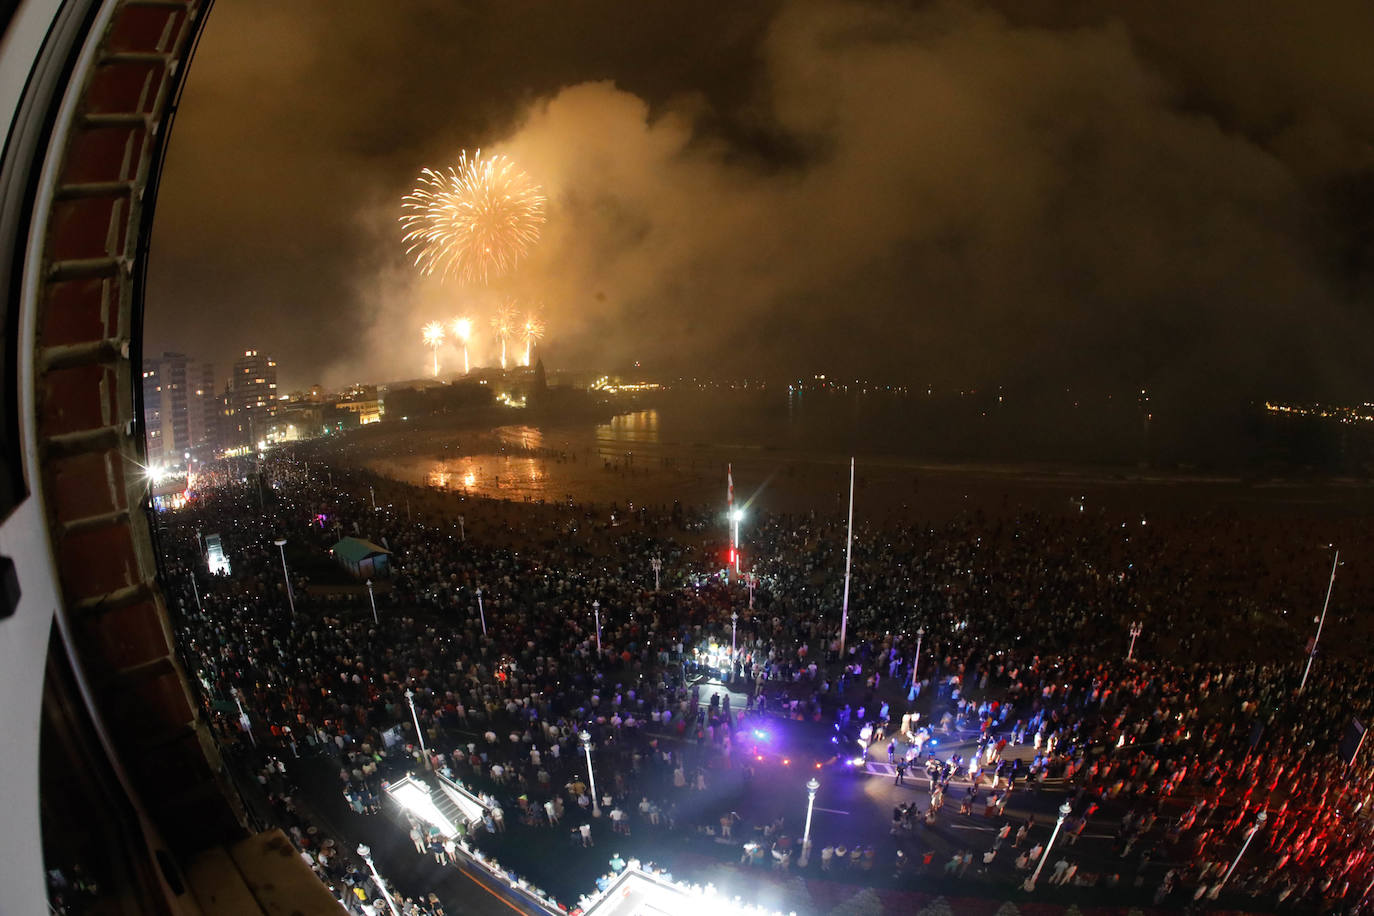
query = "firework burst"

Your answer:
(522, 312), (546, 366)
(400, 150), (546, 286)
(422, 321), (445, 376)
(491, 303), (519, 370)
(450, 316), (473, 374)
